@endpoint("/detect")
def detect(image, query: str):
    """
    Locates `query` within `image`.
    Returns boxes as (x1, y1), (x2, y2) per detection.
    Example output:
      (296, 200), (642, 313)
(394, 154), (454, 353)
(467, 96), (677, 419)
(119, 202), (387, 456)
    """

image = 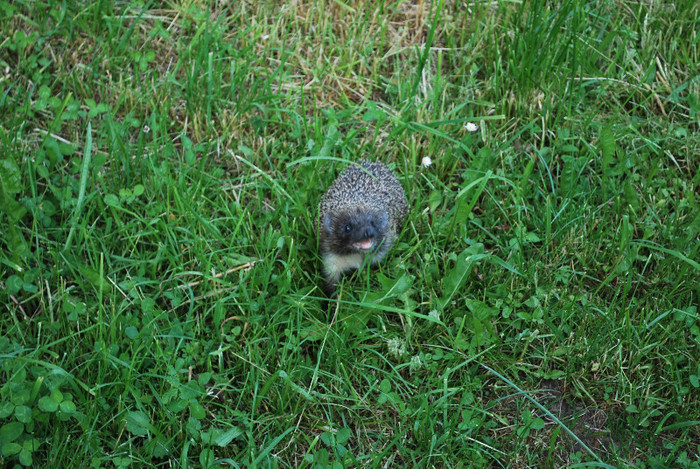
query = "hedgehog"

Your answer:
(319, 159), (408, 295)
